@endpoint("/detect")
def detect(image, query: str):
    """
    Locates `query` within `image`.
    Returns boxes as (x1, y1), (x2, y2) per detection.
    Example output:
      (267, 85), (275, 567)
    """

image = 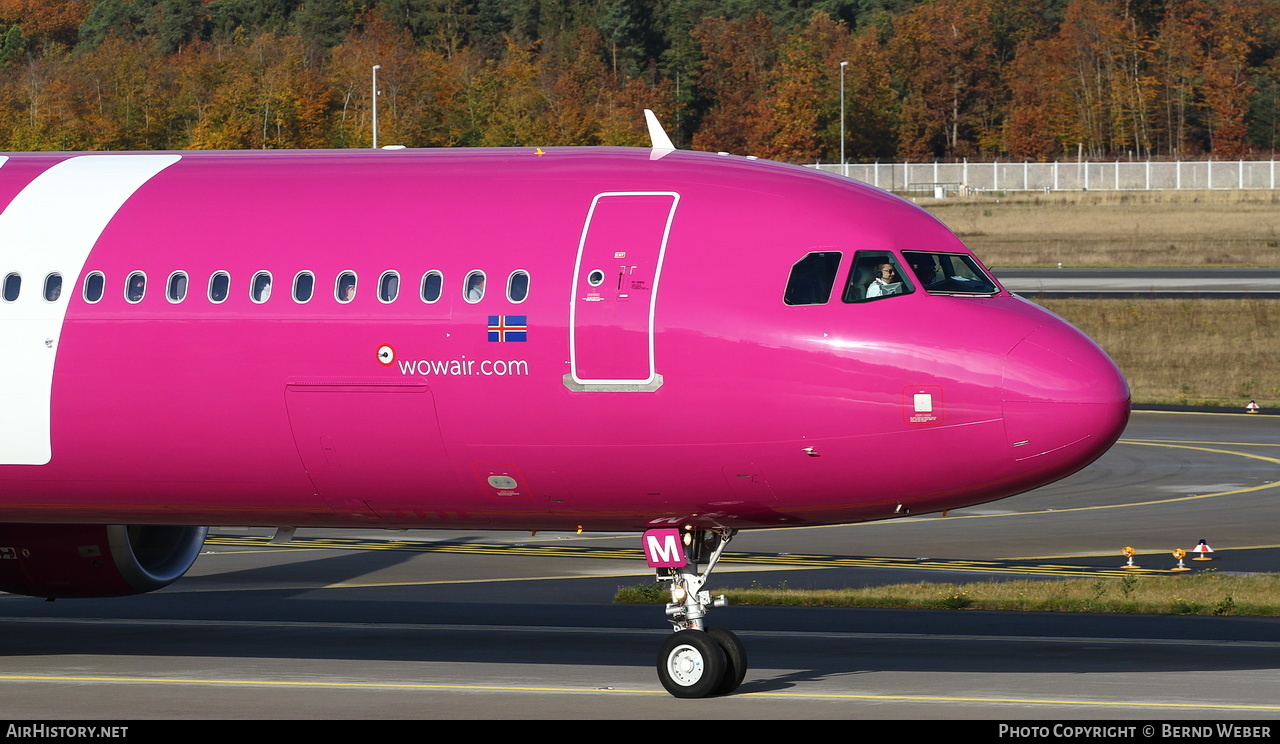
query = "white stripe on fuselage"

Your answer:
(0, 154), (181, 465)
